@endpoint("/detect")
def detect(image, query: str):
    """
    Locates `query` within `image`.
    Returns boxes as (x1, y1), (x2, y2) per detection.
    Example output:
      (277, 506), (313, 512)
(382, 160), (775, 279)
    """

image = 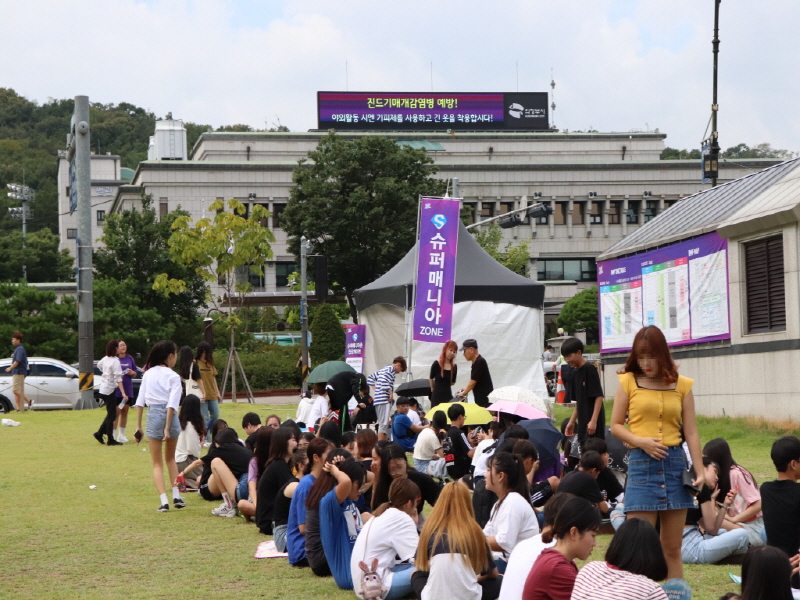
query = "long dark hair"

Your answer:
(195, 341), (215, 367)
(606, 518), (668, 582)
(704, 438), (757, 498)
(179, 394), (206, 438)
(105, 339), (120, 358)
(305, 450), (357, 510)
(741, 546), (794, 600)
(372, 443), (408, 510)
(304, 437), (334, 476)
(254, 427), (274, 481)
(179, 345), (195, 380)
(144, 340), (177, 369)
(487, 452), (529, 505)
(373, 478), (421, 518)
(542, 495), (602, 544)
(266, 428), (296, 467)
